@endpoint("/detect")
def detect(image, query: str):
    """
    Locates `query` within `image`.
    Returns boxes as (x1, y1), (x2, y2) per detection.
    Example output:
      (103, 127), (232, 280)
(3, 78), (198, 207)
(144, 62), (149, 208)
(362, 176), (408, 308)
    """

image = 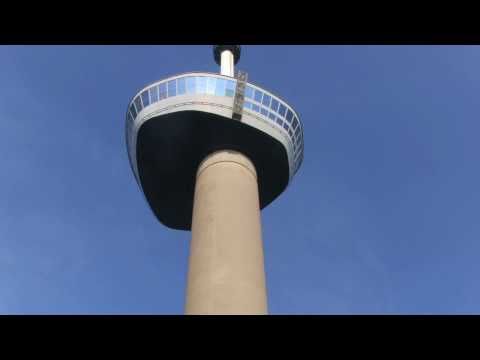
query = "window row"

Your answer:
(129, 76), (301, 132)
(127, 74), (303, 158)
(294, 150), (303, 173)
(129, 76), (236, 119)
(243, 100), (303, 149)
(244, 85), (299, 130)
